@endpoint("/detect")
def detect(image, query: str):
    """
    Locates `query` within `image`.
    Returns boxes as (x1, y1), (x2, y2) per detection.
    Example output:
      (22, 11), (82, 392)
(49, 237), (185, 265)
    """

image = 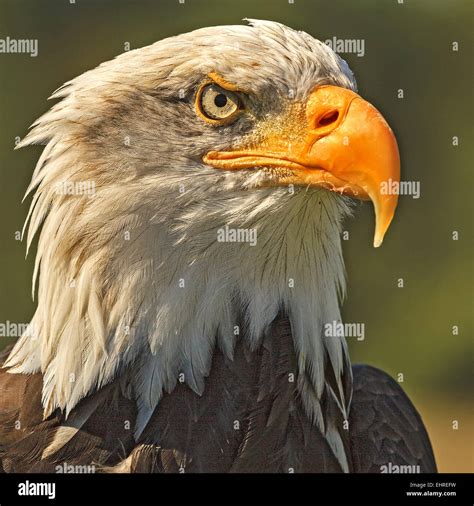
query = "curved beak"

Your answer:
(203, 85), (400, 247)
